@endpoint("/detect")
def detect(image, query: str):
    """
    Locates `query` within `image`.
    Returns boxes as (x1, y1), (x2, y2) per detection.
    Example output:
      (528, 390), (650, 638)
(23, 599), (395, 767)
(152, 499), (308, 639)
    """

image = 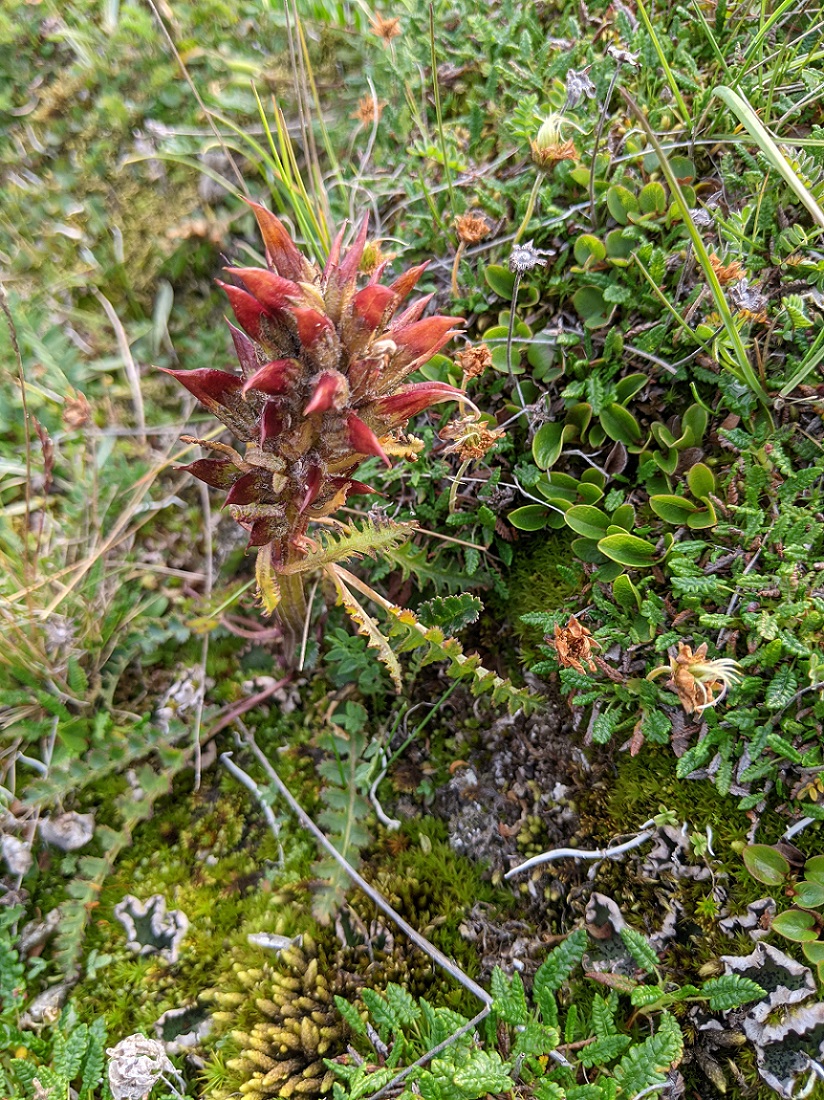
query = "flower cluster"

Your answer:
(164, 202), (464, 573)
